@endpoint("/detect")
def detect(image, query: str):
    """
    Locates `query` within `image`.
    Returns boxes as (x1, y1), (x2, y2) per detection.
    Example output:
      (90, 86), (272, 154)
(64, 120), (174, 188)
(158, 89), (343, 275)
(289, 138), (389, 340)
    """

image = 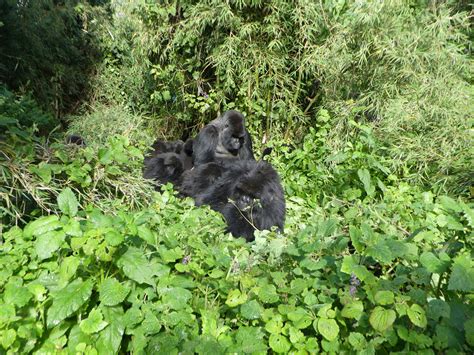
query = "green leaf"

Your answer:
(79, 308), (108, 334)
(348, 332), (367, 350)
(464, 318), (474, 346)
(0, 329), (16, 349)
(269, 334), (291, 353)
(241, 300), (262, 320)
(287, 308), (312, 329)
(366, 241), (392, 264)
(35, 230), (66, 260)
(358, 168), (375, 196)
(369, 307), (396, 332)
(161, 287), (192, 310)
(116, 247), (158, 286)
(23, 215), (61, 240)
(57, 188), (79, 217)
(265, 315), (283, 334)
(96, 306), (124, 354)
(257, 284), (279, 304)
(318, 318), (340, 341)
(4, 281), (32, 308)
(420, 252), (448, 274)
(123, 306), (143, 329)
(99, 278), (130, 306)
(438, 196), (462, 212)
(47, 278), (93, 327)
(407, 304), (427, 328)
(427, 299), (450, 320)
(63, 218), (82, 237)
(137, 225), (155, 244)
(59, 256), (80, 283)
(448, 254), (474, 292)
(341, 301), (364, 319)
(374, 291), (395, 305)
(225, 289), (248, 307)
